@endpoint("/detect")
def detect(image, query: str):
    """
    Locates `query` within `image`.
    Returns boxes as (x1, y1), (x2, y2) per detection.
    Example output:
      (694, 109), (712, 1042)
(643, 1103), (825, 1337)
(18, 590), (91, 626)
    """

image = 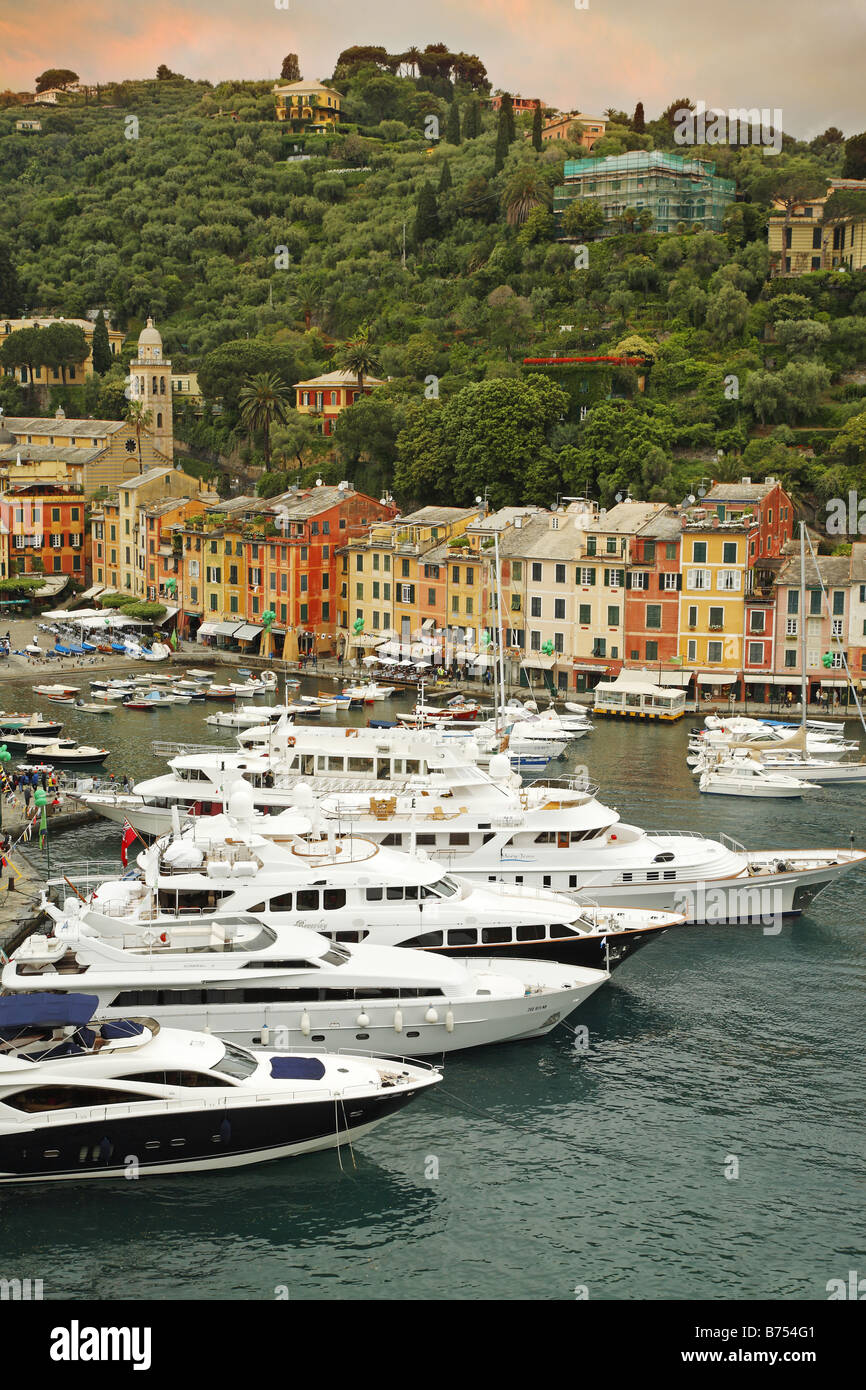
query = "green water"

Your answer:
(0, 670), (863, 1300)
